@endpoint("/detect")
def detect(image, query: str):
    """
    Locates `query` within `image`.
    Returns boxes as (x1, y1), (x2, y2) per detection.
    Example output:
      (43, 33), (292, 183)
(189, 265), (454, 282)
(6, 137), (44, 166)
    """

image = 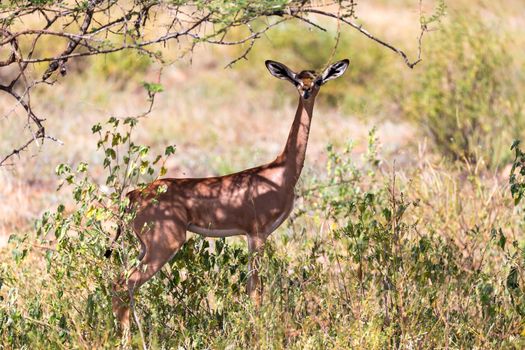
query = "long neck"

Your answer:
(278, 97), (315, 186)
